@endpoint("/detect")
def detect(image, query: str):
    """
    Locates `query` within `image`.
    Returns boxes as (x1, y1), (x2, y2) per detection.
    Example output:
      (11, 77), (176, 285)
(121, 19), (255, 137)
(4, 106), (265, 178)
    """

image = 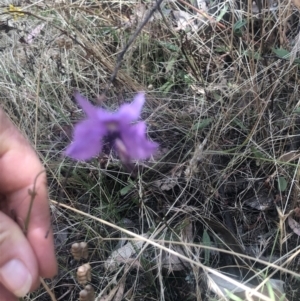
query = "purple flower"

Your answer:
(65, 92), (158, 163)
